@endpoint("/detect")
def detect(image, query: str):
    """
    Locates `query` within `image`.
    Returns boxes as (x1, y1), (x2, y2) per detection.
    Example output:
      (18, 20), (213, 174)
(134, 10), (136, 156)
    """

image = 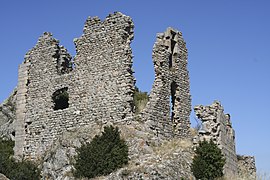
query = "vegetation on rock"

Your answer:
(133, 86), (148, 114)
(74, 125), (129, 178)
(0, 138), (40, 180)
(191, 139), (226, 180)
